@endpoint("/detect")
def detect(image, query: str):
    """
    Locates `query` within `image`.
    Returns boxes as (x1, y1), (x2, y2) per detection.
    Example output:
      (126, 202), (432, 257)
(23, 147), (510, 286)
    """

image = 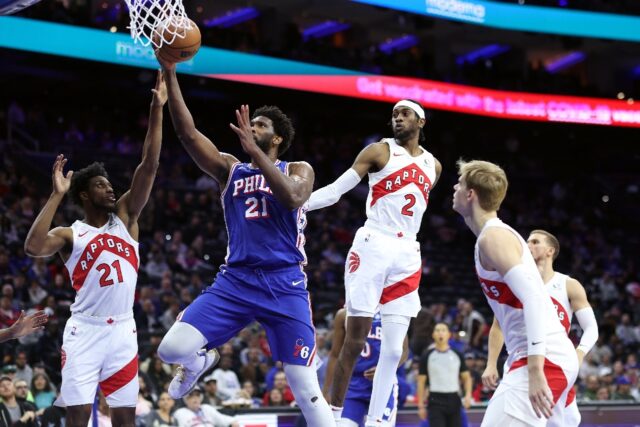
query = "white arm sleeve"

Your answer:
(503, 263), (547, 356)
(575, 307), (598, 354)
(307, 168), (362, 211)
